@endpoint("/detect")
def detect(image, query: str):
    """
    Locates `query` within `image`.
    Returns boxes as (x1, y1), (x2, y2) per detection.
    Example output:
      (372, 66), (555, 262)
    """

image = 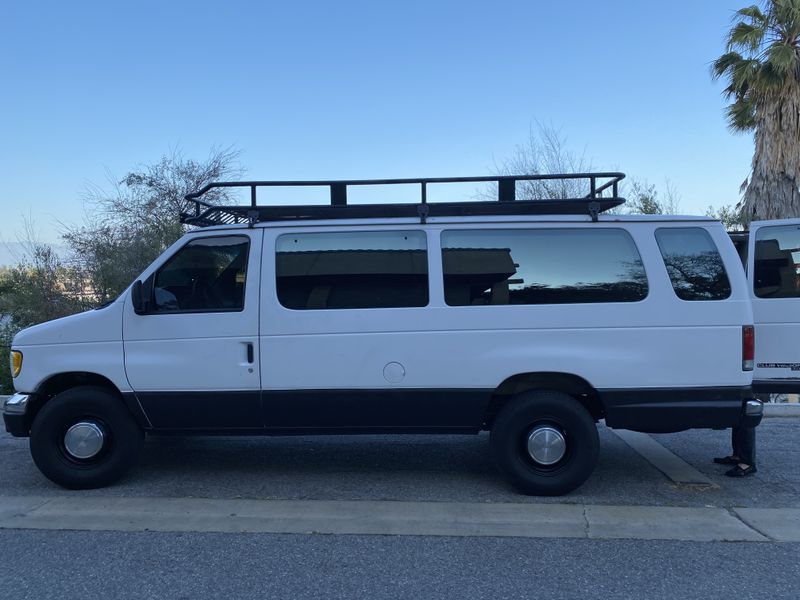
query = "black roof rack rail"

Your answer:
(180, 172), (626, 227)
